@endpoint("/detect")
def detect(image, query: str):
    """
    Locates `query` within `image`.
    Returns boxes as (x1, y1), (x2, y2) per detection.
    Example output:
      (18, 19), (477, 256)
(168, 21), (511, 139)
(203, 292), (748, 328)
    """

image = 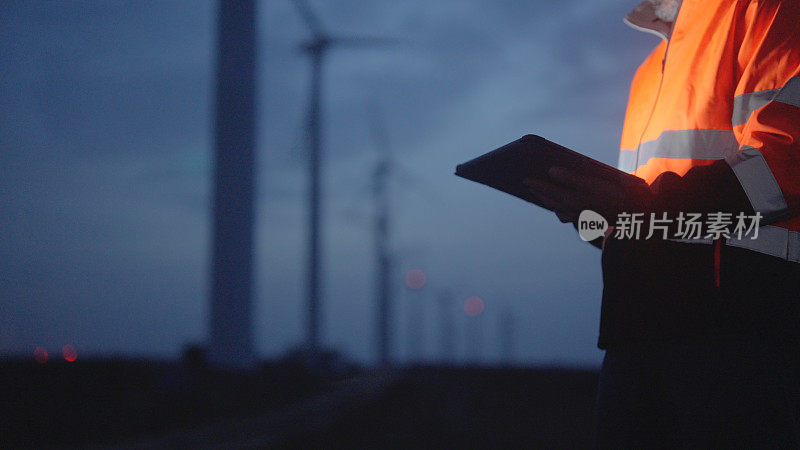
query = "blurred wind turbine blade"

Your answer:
(333, 36), (404, 48)
(393, 162), (443, 205)
(393, 242), (431, 265)
(367, 100), (391, 156)
(341, 201), (368, 225)
(290, 0), (324, 36)
(364, 99), (440, 203)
